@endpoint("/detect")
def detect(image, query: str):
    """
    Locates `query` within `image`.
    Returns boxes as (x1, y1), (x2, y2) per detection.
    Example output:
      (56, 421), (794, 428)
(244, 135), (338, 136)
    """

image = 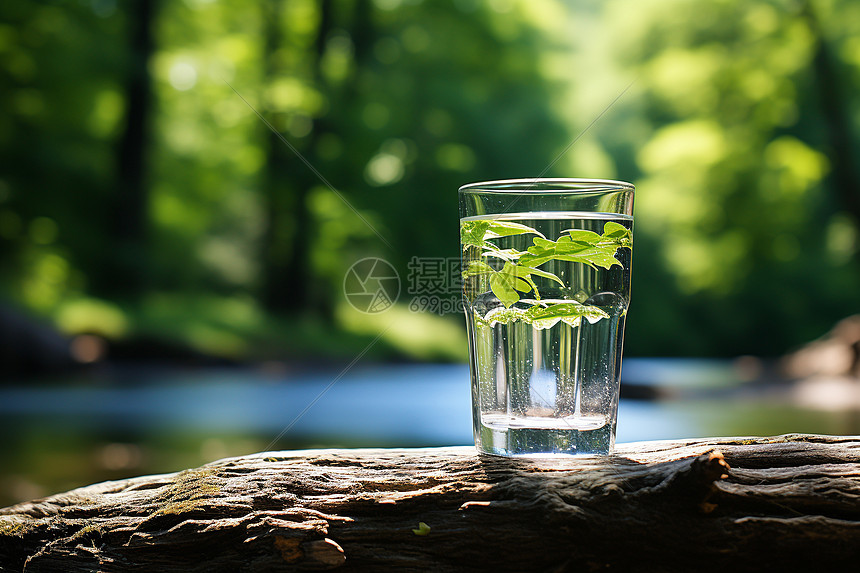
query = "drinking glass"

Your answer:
(459, 178), (634, 456)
